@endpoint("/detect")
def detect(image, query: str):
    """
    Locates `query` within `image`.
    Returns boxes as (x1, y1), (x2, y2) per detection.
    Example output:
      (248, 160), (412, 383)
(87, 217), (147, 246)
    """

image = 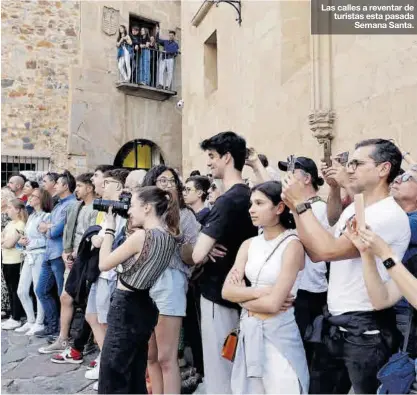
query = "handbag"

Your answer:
(377, 307), (416, 394)
(221, 231), (296, 362)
